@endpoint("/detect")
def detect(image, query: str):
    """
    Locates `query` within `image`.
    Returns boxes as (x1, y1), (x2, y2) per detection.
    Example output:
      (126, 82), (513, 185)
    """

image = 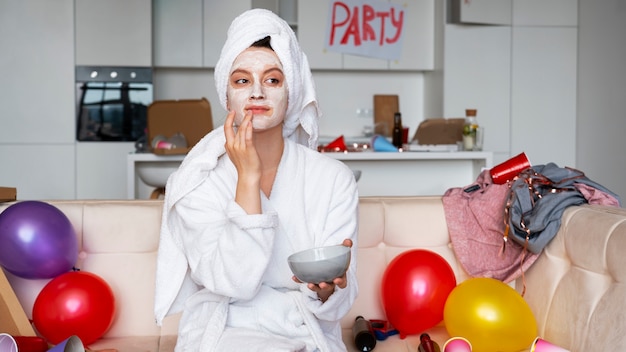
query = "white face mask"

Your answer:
(227, 47), (288, 130)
